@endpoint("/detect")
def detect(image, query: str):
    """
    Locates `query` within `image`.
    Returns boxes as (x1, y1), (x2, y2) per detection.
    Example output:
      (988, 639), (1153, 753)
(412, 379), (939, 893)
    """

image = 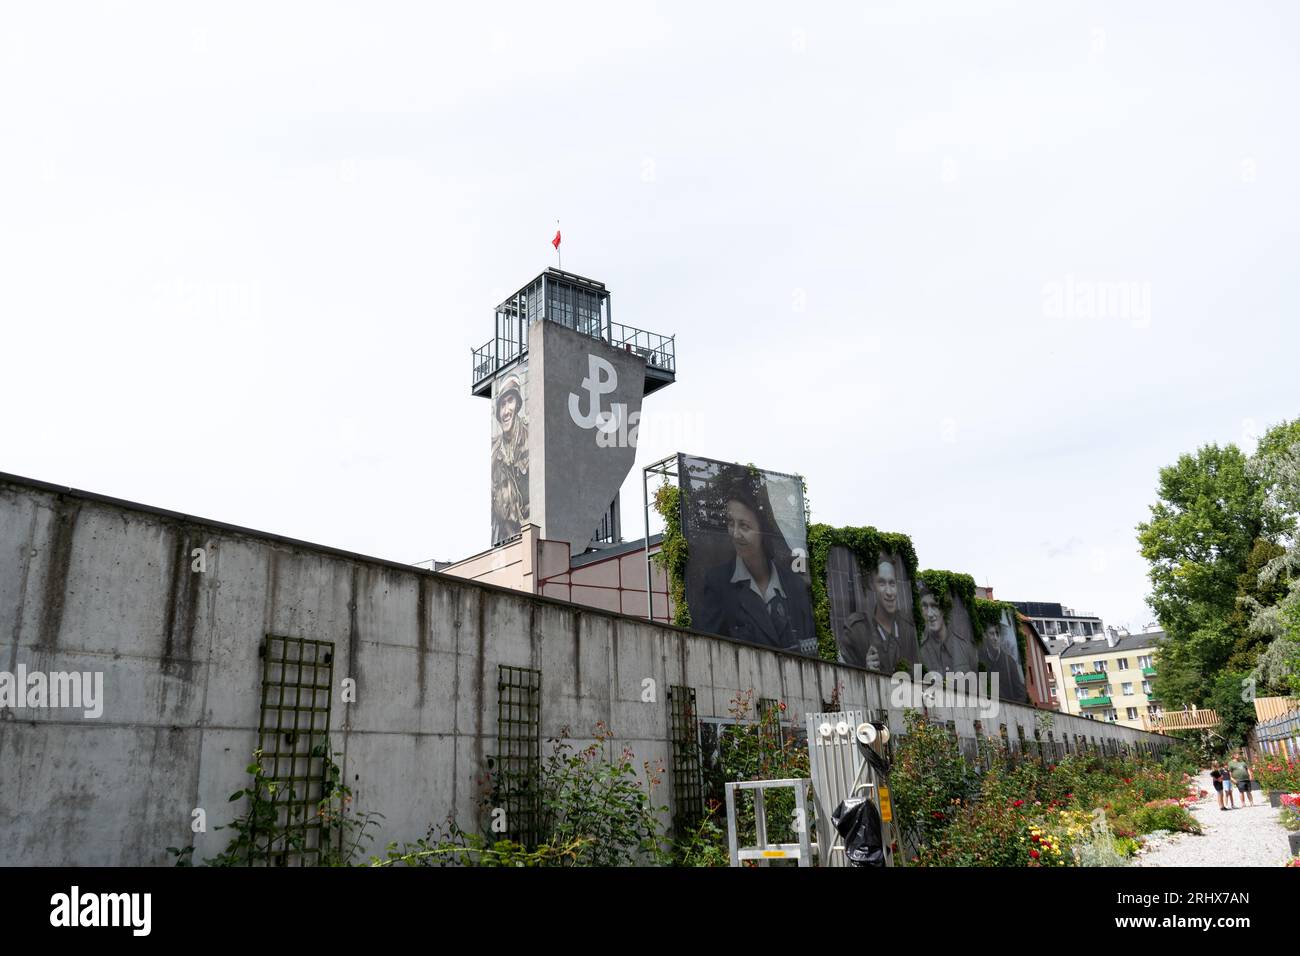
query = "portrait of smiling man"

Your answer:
(490, 374), (529, 544)
(841, 558), (898, 672)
